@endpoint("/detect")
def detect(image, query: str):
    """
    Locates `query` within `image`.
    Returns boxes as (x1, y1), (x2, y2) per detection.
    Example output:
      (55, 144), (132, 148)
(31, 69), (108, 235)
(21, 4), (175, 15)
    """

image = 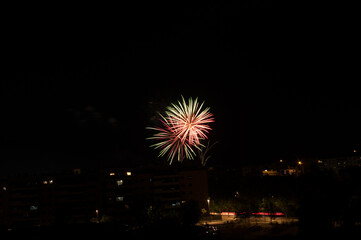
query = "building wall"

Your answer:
(319, 155), (361, 173)
(0, 166), (209, 227)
